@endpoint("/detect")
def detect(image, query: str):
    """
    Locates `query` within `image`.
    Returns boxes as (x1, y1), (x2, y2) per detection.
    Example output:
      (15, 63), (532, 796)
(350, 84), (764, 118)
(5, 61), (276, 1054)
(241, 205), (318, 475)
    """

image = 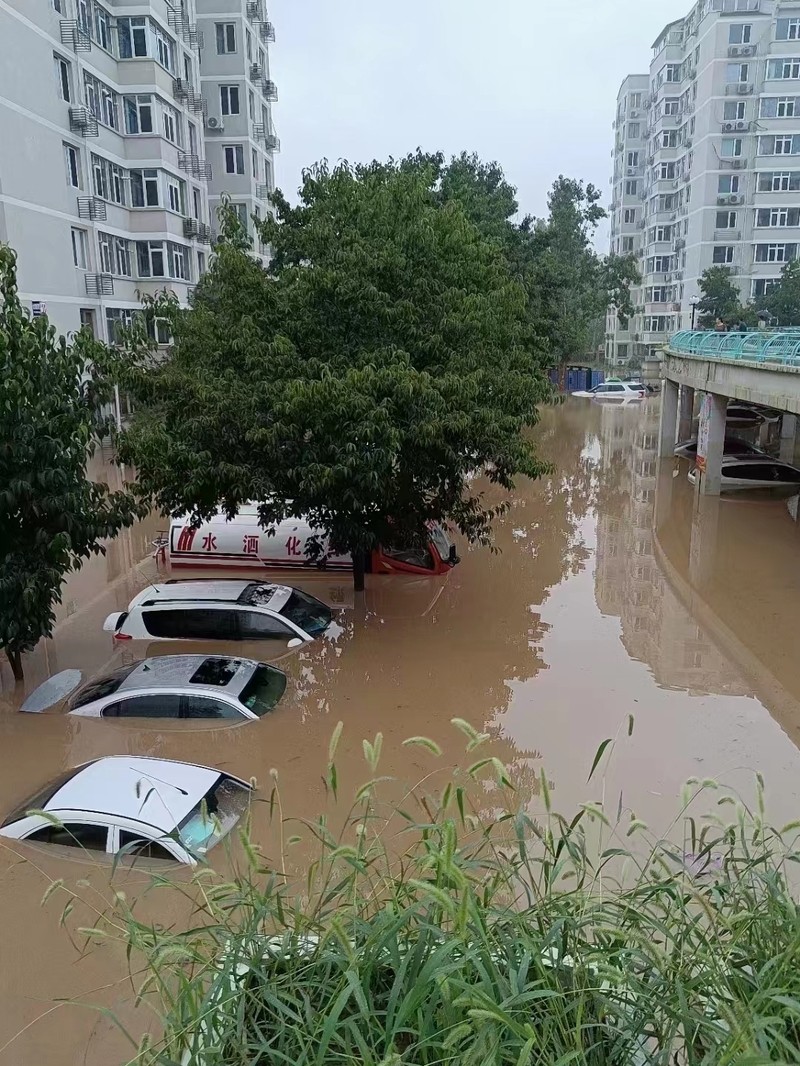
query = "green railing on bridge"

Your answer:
(669, 329), (800, 366)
